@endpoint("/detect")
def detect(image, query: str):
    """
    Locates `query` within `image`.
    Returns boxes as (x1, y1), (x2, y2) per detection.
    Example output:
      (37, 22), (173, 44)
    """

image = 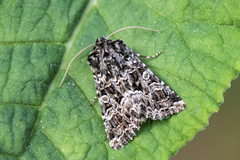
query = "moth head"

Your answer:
(95, 37), (107, 46)
(87, 37), (108, 67)
(87, 51), (100, 67)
